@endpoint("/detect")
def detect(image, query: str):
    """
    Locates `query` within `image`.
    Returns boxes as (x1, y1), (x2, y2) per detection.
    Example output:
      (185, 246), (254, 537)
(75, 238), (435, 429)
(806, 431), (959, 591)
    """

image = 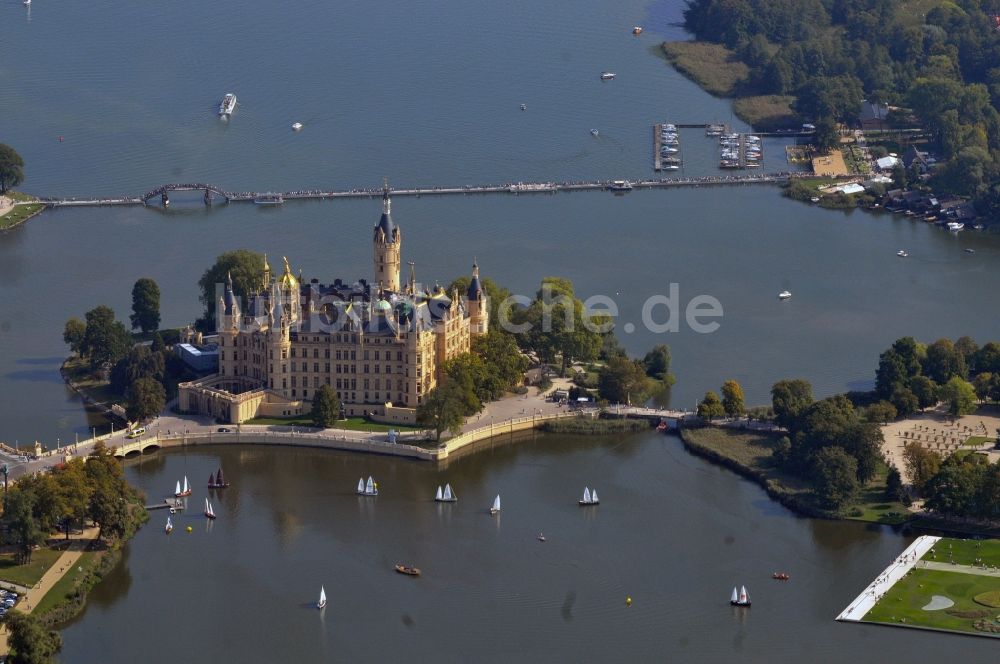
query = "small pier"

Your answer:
(653, 123), (682, 172)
